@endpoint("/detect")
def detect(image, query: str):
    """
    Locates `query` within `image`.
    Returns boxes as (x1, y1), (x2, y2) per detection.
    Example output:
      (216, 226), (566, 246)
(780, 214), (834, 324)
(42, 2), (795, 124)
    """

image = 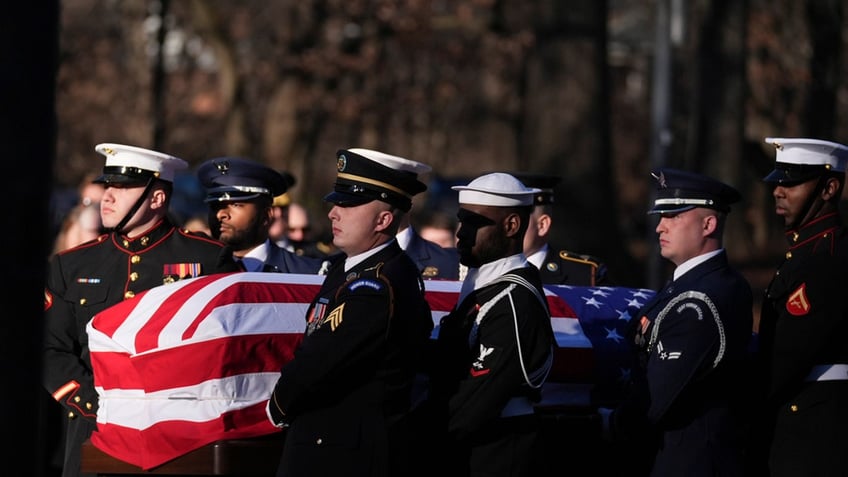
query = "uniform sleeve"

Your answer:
(447, 288), (550, 440)
(269, 276), (392, 422)
(769, 255), (846, 395)
(644, 292), (721, 423)
(42, 255), (98, 419)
